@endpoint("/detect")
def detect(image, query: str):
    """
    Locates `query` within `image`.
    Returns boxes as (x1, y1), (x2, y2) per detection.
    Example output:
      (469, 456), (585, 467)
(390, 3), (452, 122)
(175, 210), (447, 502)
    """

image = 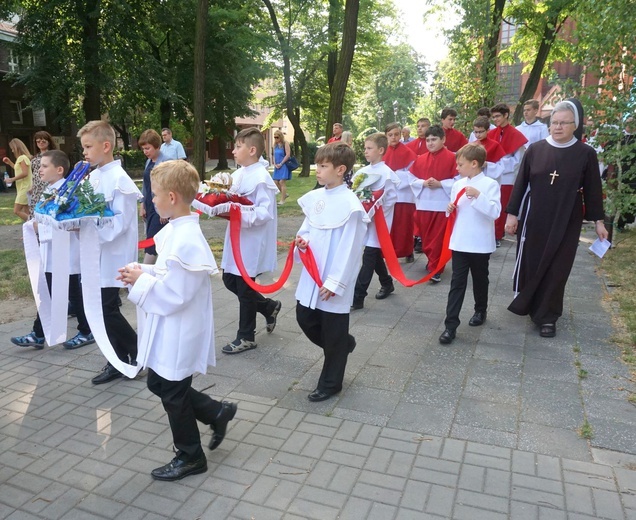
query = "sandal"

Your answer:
(63, 332), (95, 350)
(11, 332), (45, 349)
(222, 338), (257, 354)
(266, 301), (282, 333)
(540, 323), (556, 338)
